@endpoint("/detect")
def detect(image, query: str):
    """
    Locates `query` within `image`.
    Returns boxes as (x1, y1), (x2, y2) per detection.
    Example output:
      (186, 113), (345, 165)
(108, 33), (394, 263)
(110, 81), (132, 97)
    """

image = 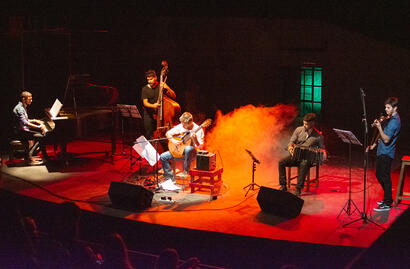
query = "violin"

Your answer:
(369, 114), (392, 146)
(371, 114), (391, 128)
